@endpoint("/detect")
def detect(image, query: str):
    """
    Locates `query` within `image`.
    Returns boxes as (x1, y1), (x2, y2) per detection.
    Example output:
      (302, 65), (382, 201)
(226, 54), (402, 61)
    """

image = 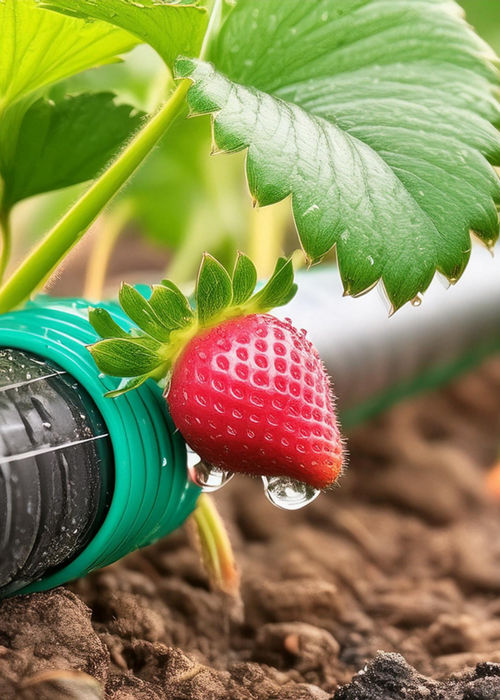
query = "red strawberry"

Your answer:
(89, 253), (345, 492)
(167, 314), (343, 489)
